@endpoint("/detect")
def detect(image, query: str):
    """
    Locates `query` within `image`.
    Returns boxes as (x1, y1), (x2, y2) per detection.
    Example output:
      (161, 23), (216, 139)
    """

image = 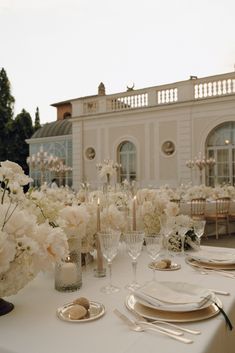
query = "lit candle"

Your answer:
(133, 196), (137, 231)
(58, 262), (80, 286)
